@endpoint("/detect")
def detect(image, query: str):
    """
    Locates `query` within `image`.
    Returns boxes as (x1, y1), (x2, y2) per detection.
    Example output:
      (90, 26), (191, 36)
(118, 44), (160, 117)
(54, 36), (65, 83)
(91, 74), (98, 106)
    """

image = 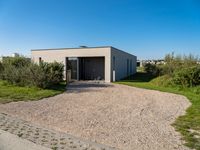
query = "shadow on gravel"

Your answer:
(67, 81), (113, 93)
